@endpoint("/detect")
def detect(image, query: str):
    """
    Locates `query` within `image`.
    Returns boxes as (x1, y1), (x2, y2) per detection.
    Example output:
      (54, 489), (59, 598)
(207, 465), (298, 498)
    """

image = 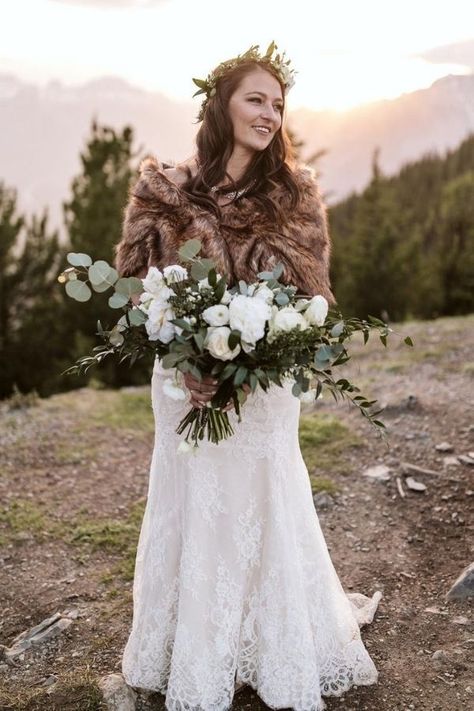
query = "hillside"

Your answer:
(1, 72), (473, 236)
(0, 314), (473, 710)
